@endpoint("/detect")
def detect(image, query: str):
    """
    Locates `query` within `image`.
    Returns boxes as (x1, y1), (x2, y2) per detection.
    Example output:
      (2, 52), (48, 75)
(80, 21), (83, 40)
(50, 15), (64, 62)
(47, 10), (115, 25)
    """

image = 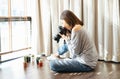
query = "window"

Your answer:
(0, 0), (32, 62)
